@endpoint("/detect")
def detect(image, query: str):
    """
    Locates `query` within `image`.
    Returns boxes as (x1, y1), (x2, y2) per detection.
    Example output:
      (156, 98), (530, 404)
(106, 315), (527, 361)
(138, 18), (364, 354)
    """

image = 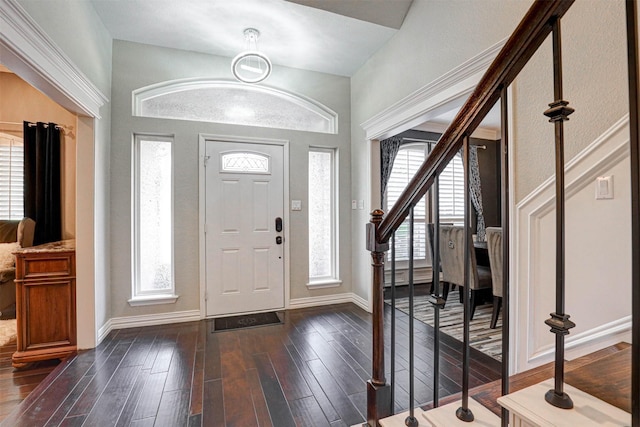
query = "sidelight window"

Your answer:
(131, 134), (177, 305)
(308, 147), (340, 287)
